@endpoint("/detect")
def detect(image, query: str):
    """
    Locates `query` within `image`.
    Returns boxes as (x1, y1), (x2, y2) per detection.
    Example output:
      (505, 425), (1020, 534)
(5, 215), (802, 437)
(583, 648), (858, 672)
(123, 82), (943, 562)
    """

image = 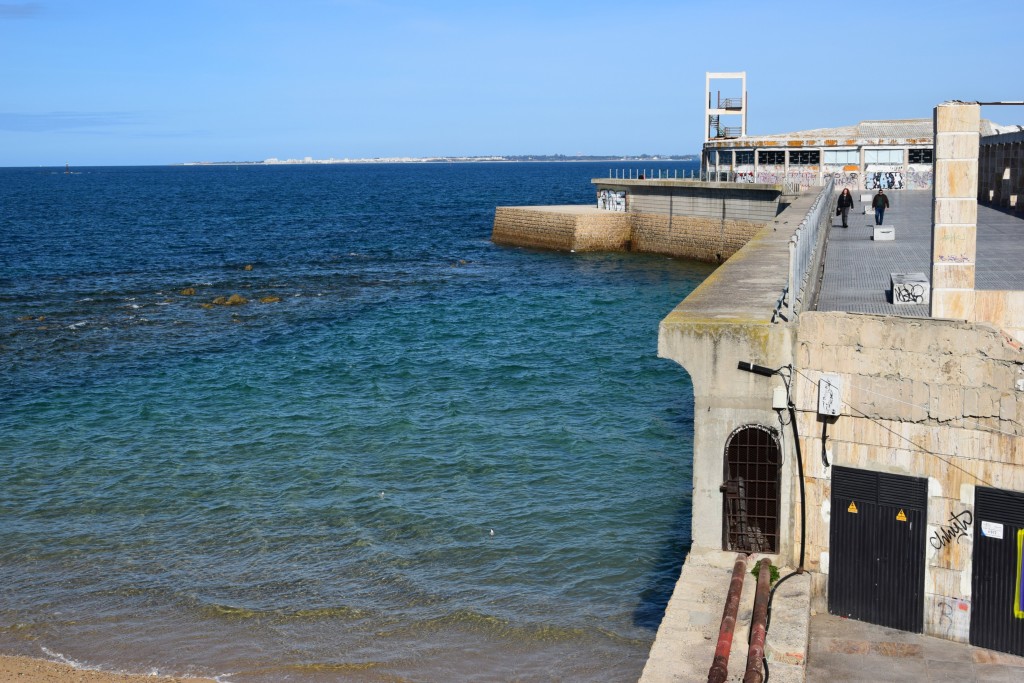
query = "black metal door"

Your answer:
(970, 487), (1024, 655)
(828, 466), (927, 632)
